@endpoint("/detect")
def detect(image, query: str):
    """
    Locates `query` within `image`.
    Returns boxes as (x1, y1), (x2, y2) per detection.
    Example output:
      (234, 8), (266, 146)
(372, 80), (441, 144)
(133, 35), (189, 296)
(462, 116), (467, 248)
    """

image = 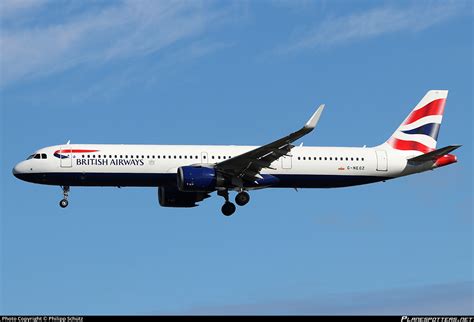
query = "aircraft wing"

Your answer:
(215, 104), (325, 182)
